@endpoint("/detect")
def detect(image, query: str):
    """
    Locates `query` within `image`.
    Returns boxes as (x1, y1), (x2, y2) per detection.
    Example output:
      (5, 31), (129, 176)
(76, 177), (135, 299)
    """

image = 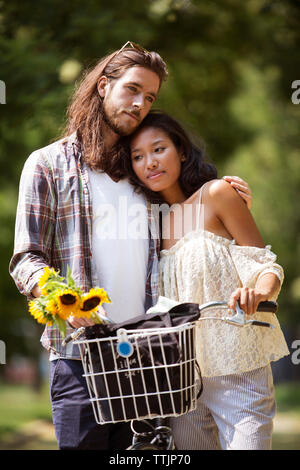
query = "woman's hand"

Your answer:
(228, 287), (269, 316)
(222, 176), (252, 210)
